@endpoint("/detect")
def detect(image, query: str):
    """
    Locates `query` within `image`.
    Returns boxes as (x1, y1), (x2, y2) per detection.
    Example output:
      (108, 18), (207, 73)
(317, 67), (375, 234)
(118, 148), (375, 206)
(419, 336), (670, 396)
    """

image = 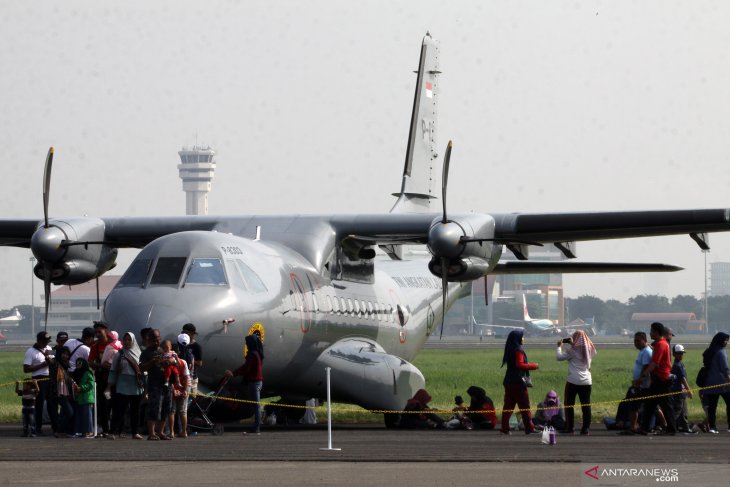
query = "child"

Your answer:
(15, 379), (39, 437)
(670, 344), (694, 433)
(160, 340), (181, 388)
(72, 358), (95, 438)
(445, 395), (473, 430)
